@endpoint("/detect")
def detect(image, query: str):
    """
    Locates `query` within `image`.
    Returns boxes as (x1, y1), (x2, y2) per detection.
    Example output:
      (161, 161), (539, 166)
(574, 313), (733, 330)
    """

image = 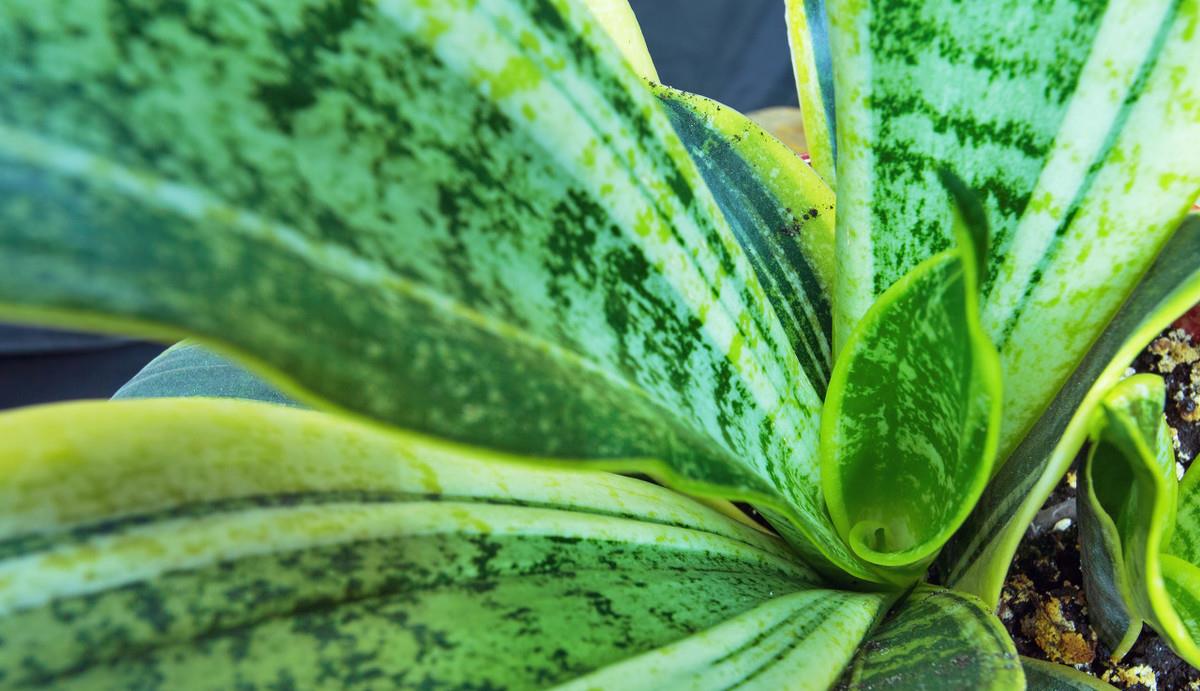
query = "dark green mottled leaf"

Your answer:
(838, 587), (1023, 690)
(940, 217), (1200, 604)
(655, 84), (836, 394)
(821, 182), (1001, 574)
(0, 0), (872, 581)
(826, 0), (1200, 462)
(0, 398), (819, 689)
